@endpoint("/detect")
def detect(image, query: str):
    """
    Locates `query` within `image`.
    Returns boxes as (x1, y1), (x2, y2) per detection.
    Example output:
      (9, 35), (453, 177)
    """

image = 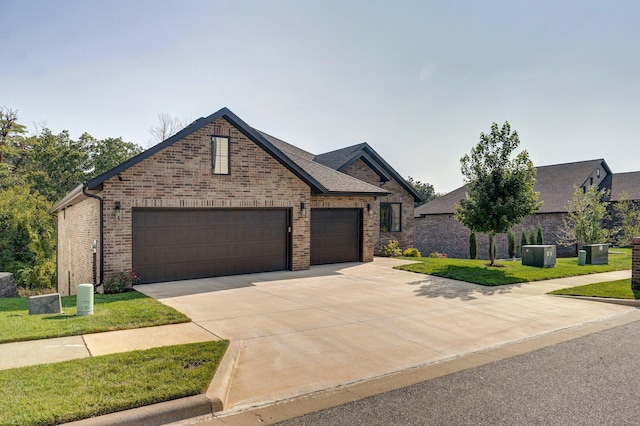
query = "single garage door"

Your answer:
(310, 208), (361, 265)
(132, 209), (290, 284)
